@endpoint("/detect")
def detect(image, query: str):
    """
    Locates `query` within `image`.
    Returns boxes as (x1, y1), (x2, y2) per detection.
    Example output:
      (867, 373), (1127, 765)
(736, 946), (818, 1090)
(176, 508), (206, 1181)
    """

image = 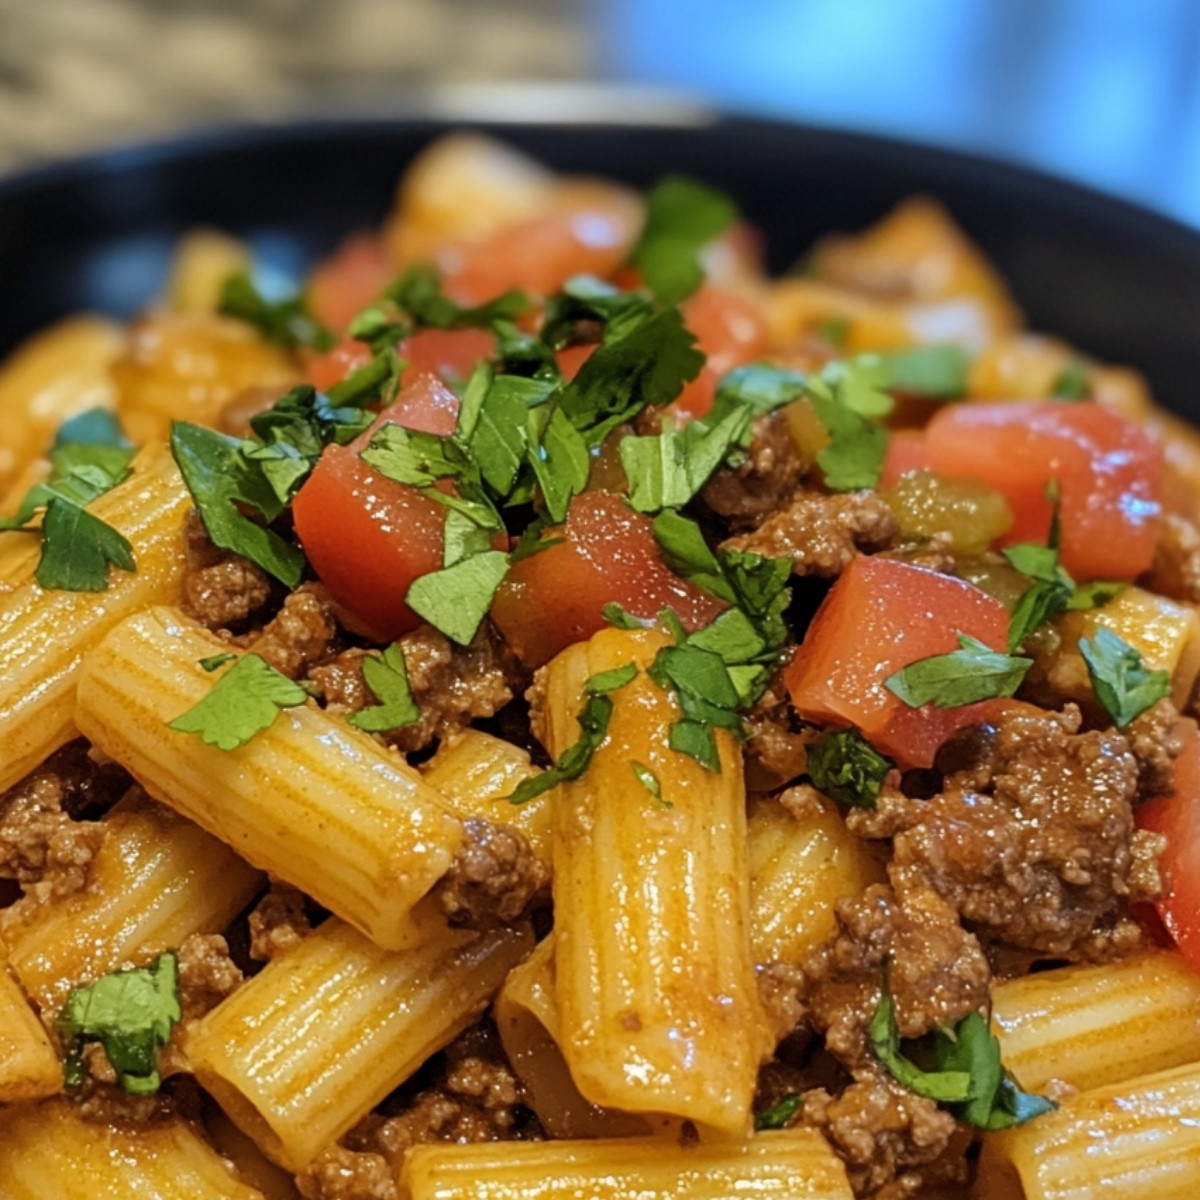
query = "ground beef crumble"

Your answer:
(0, 741), (129, 902)
(436, 818), (548, 930)
(801, 1073), (968, 1200)
(297, 1024), (534, 1200)
(851, 704), (1163, 956)
(176, 932), (243, 1020)
(1143, 510), (1200, 604)
(248, 880), (313, 962)
(701, 412), (810, 531)
(248, 583), (339, 679)
(722, 486), (898, 576)
(180, 509), (273, 630)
